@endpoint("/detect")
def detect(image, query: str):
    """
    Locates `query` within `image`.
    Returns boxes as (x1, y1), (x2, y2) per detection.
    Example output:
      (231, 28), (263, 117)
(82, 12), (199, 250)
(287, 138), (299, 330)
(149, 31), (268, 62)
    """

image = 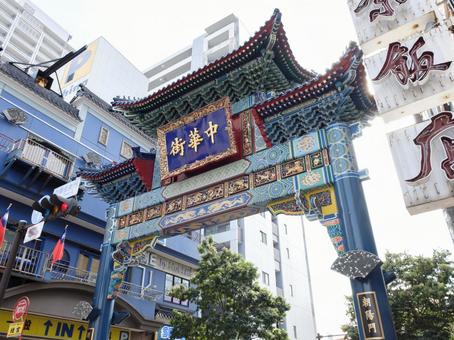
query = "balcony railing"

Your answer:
(0, 243), (162, 302)
(10, 138), (74, 180)
(0, 242), (48, 278)
(119, 281), (162, 301)
(46, 262), (98, 284)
